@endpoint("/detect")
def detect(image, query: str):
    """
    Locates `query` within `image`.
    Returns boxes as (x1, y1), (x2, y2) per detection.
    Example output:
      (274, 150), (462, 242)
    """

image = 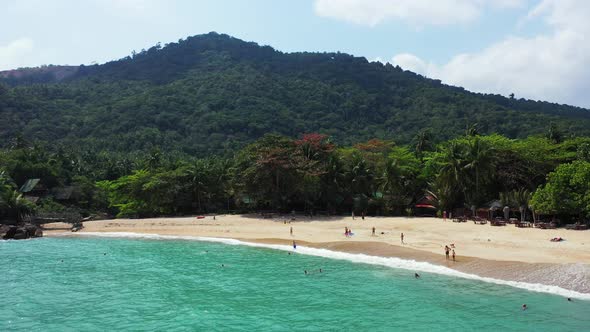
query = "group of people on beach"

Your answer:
(444, 244), (456, 261)
(344, 227), (354, 237)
